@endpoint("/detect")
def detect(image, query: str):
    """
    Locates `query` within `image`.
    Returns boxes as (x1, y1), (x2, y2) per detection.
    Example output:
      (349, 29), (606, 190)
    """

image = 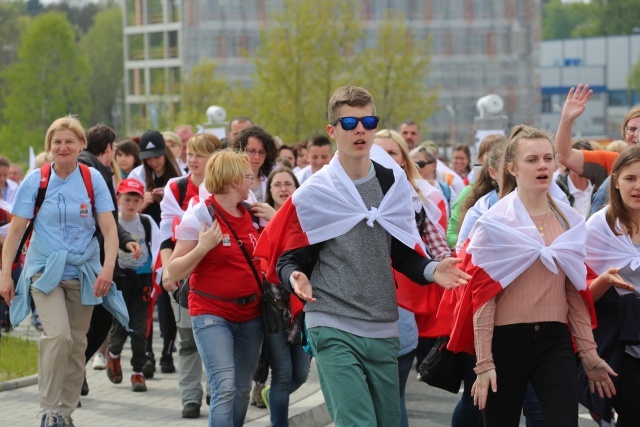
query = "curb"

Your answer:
(245, 389), (331, 427)
(0, 373), (38, 392)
